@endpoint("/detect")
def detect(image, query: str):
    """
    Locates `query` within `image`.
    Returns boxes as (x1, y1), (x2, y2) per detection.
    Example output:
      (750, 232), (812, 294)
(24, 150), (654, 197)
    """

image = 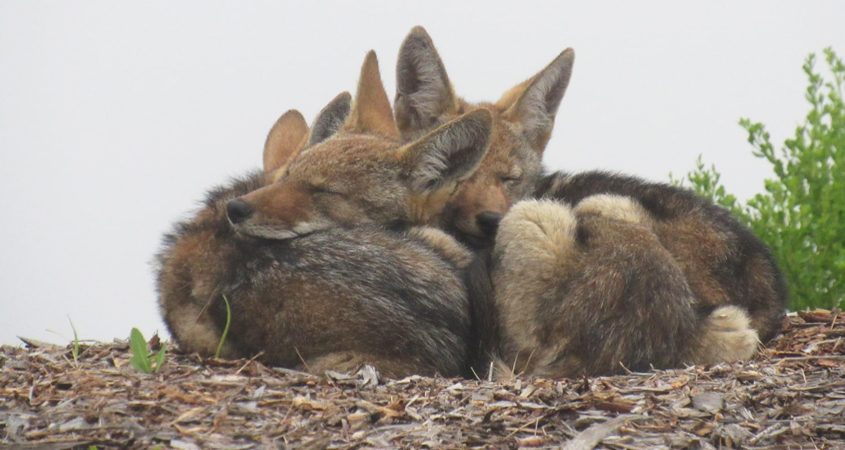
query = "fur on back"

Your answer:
(534, 170), (788, 342)
(155, 172), (472, 378)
